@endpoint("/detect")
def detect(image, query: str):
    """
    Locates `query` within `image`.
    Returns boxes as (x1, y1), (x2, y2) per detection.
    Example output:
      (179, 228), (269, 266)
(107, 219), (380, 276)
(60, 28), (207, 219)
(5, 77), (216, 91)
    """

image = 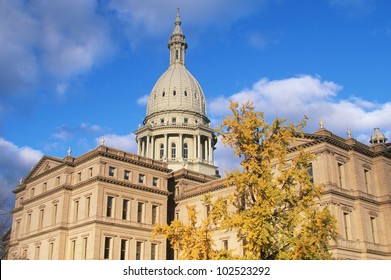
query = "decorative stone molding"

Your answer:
(341, 205), (353, 212)
(362, 163), (371, 170)
(369, 211), (378, 217)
